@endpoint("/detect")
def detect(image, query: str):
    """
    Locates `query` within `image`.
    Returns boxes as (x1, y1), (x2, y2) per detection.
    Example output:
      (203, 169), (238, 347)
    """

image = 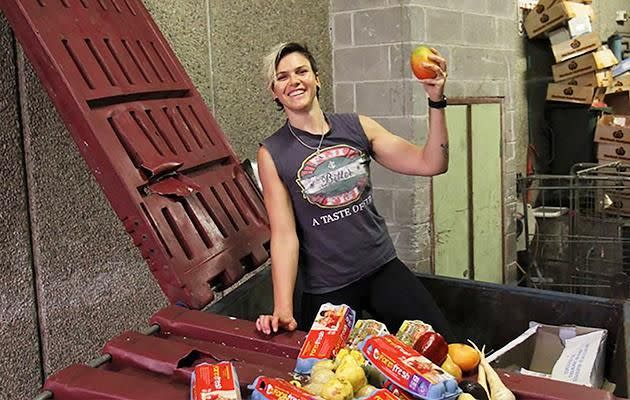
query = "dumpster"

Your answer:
(1, 1), (627, 399)
(34, 271), (629, 400)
